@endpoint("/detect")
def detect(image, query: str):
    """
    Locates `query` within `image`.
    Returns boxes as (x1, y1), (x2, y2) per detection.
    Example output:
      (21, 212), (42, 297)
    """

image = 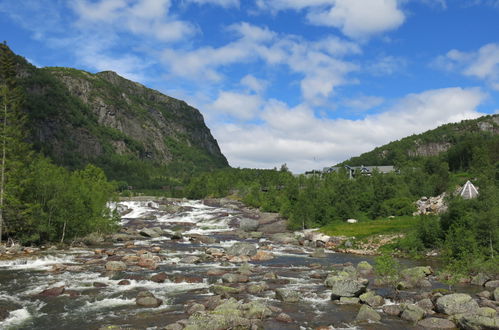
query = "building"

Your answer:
(323, 165), (396, 179)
